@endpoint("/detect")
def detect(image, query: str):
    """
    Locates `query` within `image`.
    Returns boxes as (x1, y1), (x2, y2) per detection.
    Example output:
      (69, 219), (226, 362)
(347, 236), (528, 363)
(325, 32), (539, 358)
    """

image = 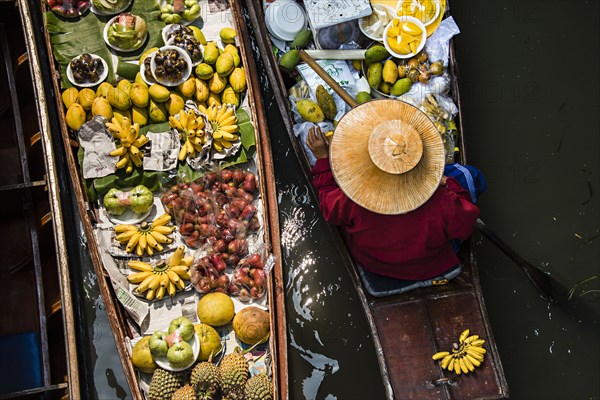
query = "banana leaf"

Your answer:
(45, 2), (165, 89)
